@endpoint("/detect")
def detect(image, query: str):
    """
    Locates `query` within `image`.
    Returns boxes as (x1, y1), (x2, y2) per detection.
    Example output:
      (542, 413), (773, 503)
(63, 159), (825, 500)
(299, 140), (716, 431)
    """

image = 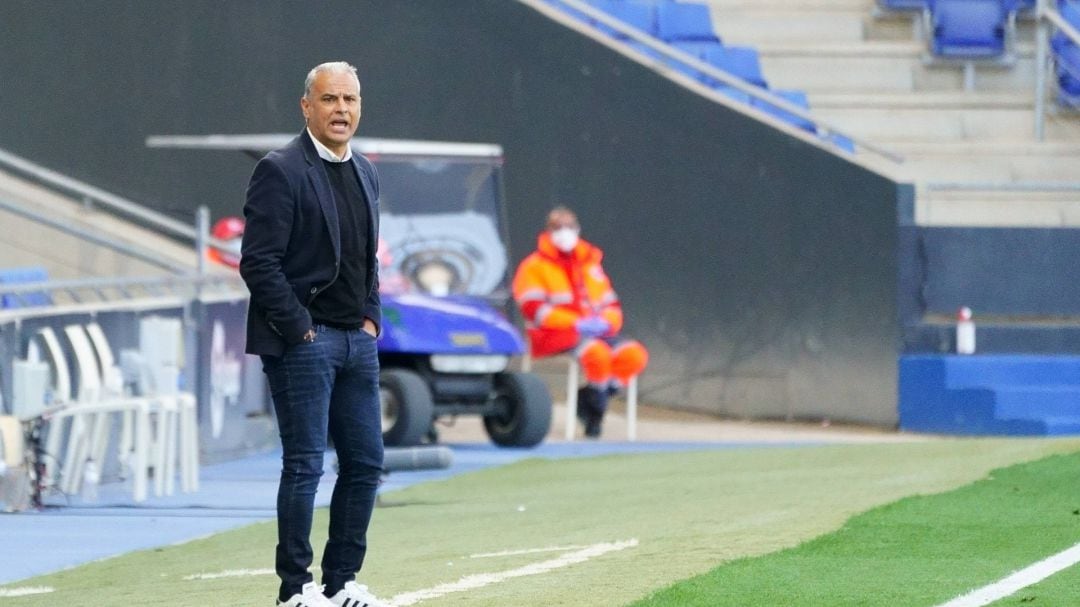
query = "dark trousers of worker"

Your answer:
(262, 324), (384, 602)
